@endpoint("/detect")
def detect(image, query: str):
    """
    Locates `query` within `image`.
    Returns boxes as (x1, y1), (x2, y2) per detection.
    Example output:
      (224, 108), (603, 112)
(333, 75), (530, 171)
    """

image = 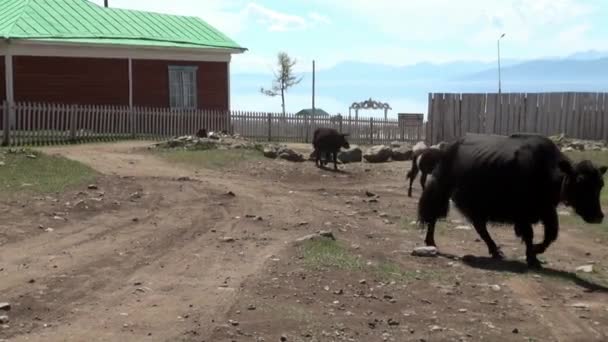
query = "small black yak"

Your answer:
(312, 127), (350, 170)
(406, 147), (442, 197)
(196, 128), (207, 138)
(418, 133), (606, 268)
